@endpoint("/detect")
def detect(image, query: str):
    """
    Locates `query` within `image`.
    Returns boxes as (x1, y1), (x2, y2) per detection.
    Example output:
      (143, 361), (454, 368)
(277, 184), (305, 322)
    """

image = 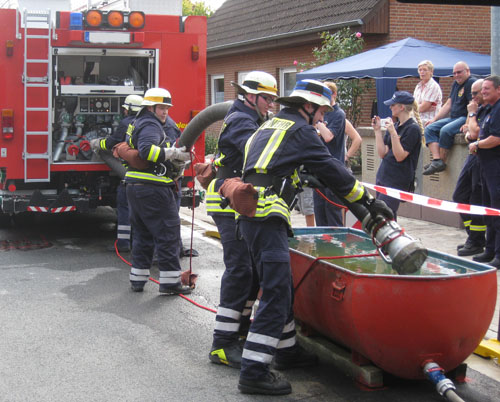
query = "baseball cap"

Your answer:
(383, 91), (415, 106)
